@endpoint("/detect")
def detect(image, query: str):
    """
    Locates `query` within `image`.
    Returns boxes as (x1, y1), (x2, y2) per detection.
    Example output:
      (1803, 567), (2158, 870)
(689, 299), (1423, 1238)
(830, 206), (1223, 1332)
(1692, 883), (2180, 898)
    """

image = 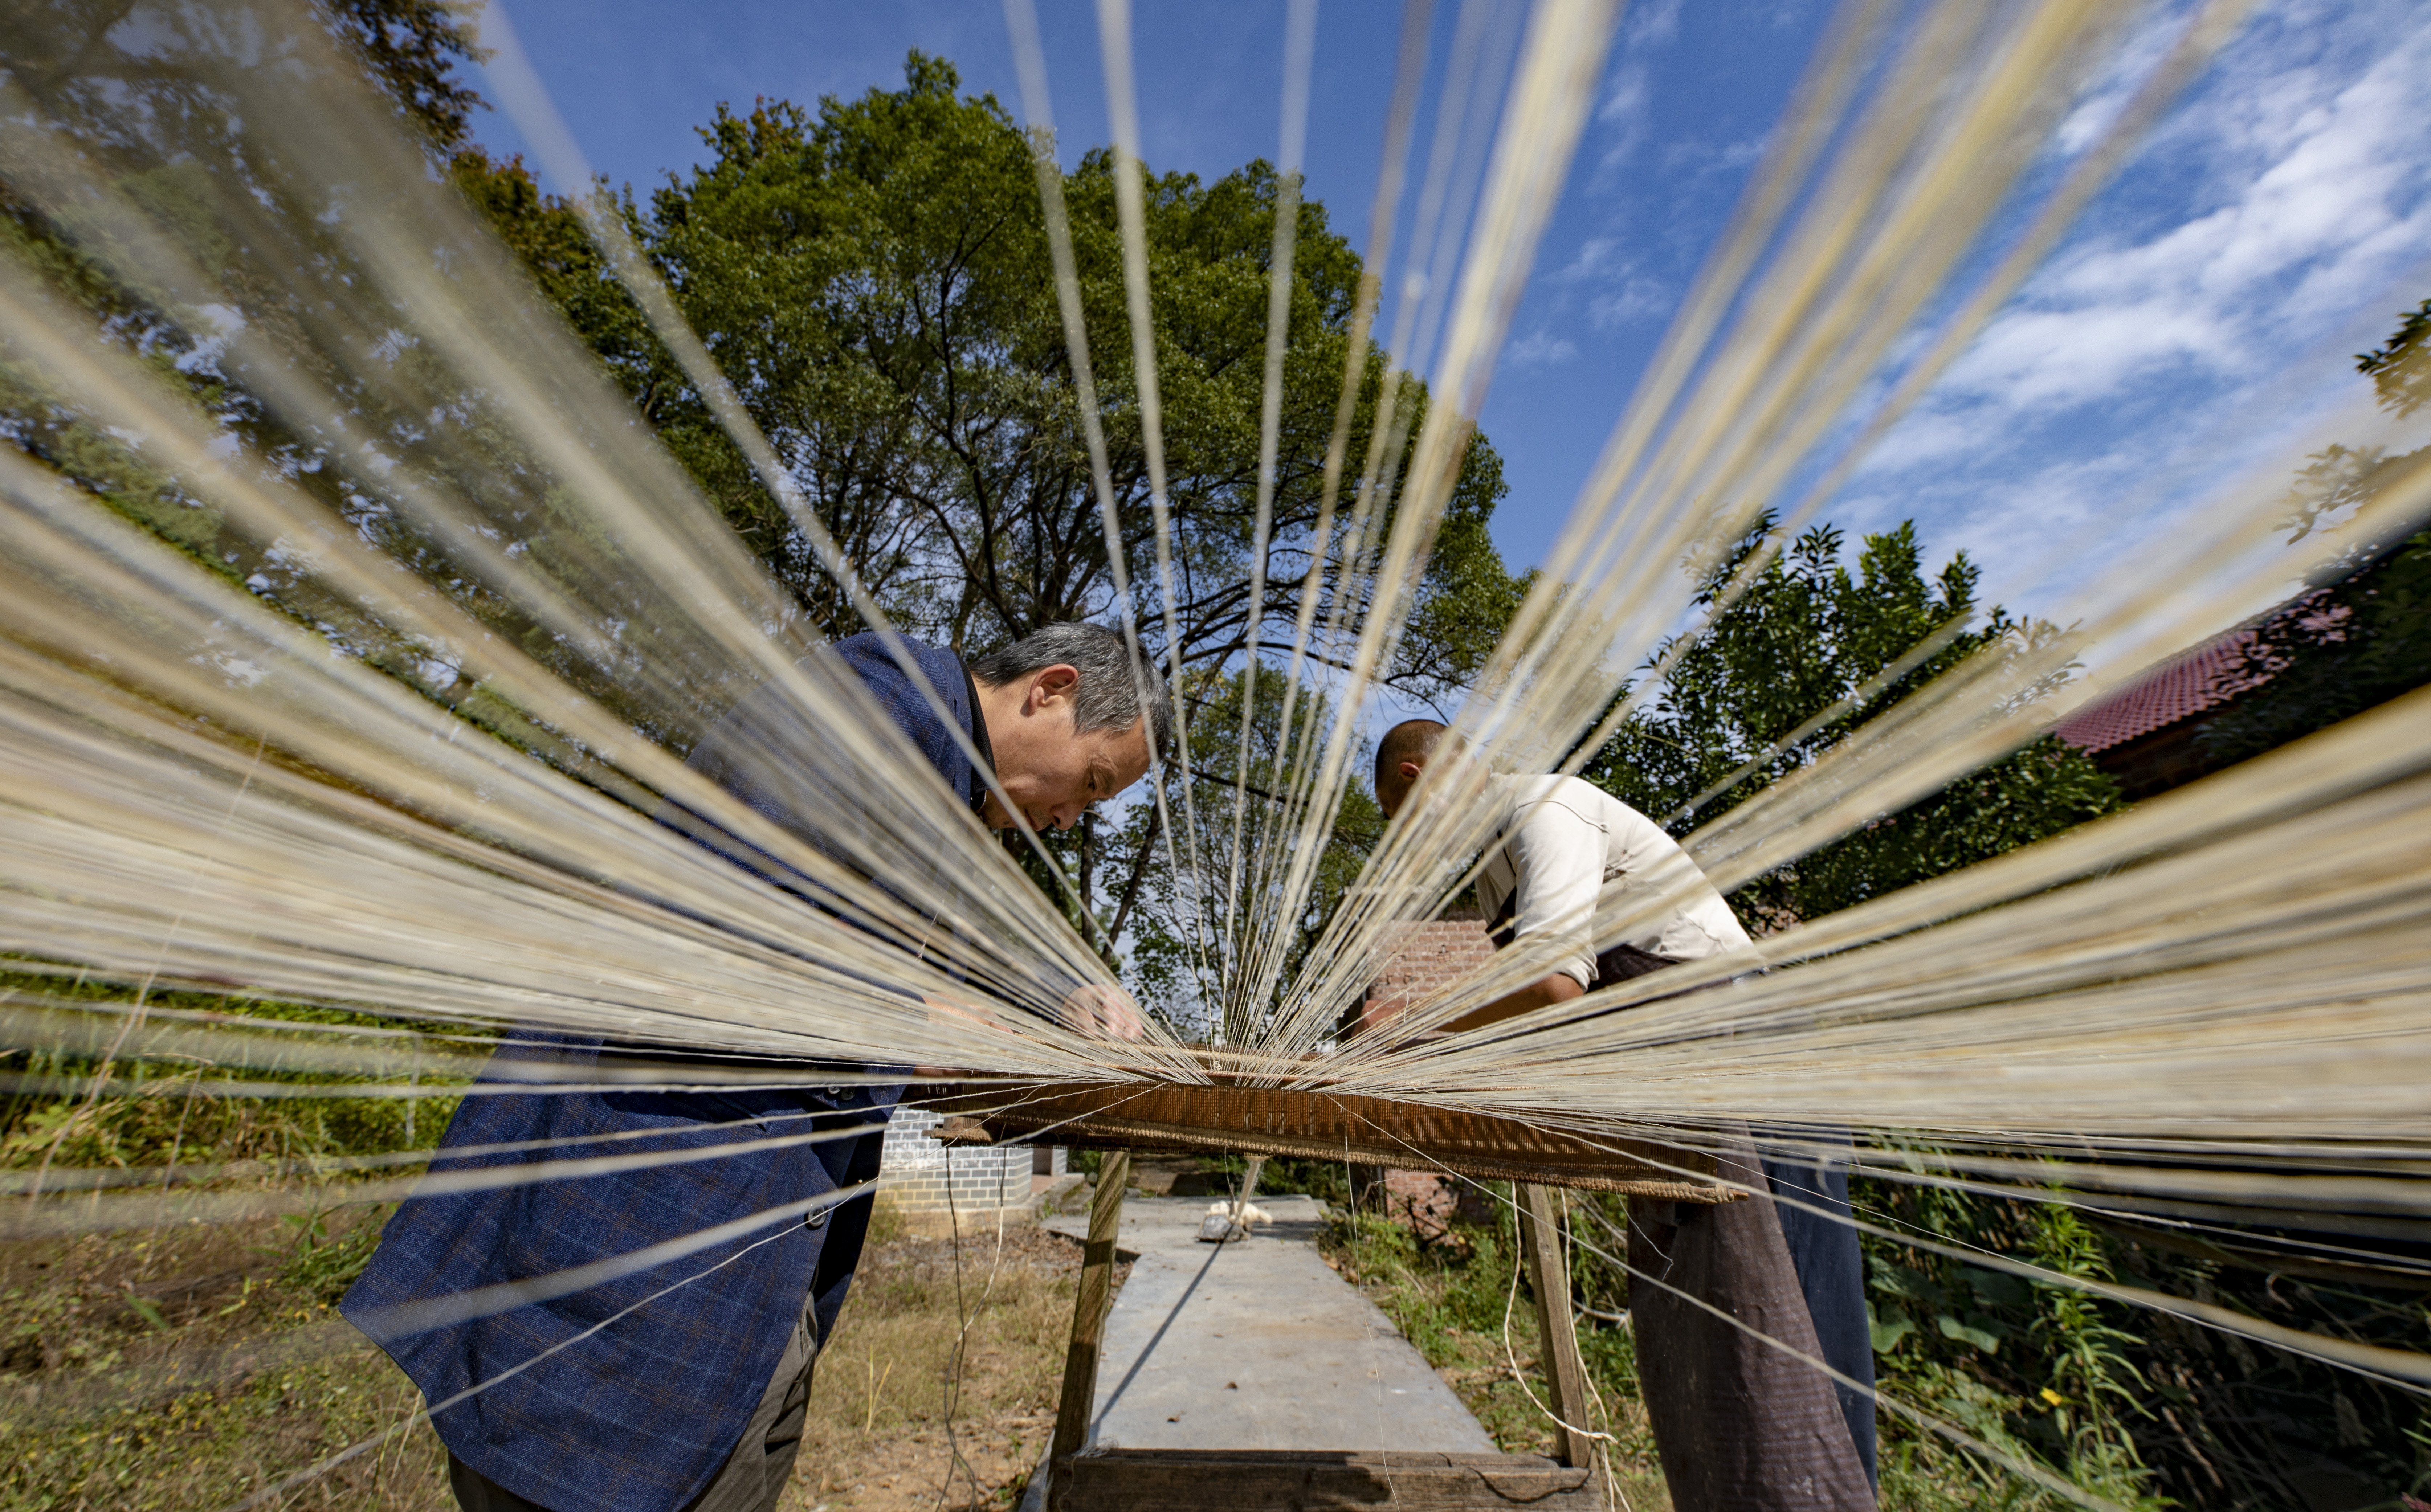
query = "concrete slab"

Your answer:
(1046, 1194), (1497, 1454)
